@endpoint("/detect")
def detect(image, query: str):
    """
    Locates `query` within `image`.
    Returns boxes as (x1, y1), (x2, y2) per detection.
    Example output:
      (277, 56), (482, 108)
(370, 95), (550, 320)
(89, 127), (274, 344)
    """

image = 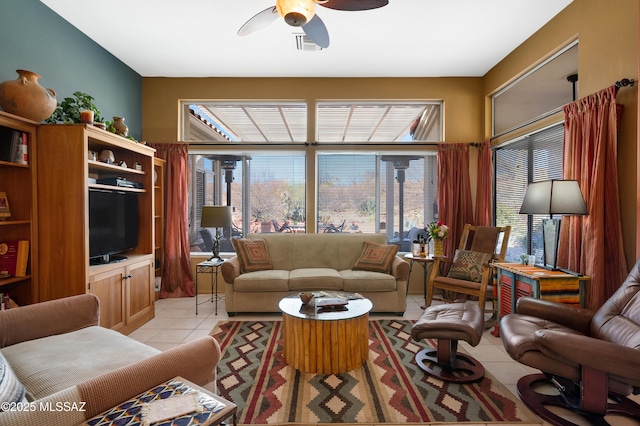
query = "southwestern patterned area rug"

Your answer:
(211, 319), (540, 424)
